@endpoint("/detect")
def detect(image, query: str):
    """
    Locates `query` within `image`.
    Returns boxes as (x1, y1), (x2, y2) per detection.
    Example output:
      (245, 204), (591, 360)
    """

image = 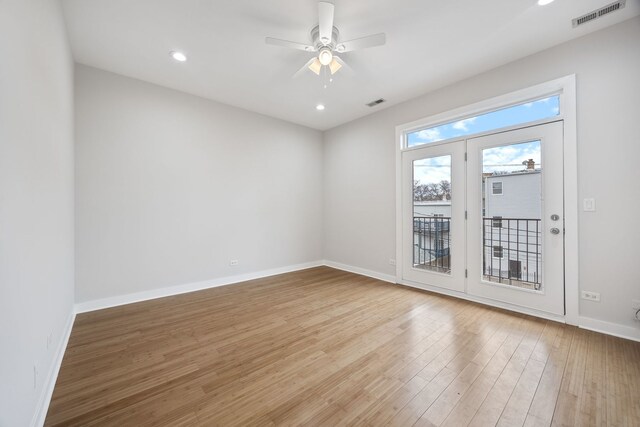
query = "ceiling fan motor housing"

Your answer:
(310, 25), (340, 50)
